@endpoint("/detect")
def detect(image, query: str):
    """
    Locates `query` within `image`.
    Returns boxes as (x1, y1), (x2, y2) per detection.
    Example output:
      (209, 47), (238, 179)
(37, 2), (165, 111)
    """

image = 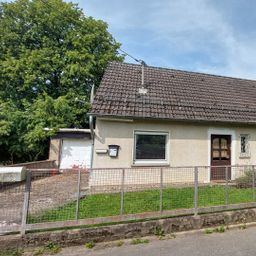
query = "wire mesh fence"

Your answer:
(27, 169), (89, 223)
(1, 165), (256, 234)
(0, 175), (25, 233)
